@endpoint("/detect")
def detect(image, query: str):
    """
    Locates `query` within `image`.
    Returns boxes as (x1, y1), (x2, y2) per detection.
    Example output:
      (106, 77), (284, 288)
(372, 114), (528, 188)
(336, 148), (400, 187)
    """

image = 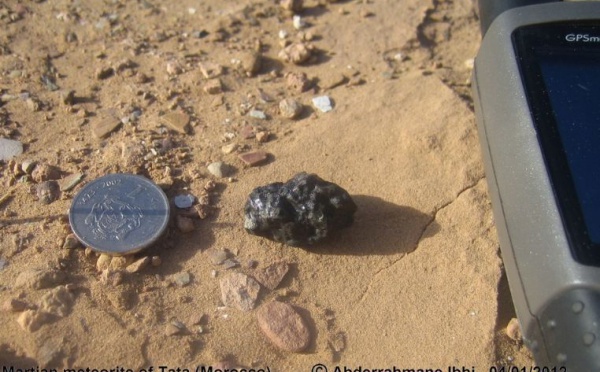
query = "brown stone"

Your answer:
(280, 0), (303, 12)
(220, 272), (260, 312)
(162, 112), (190, 134)
(238, 151), (268, 166)
(31, 163), (61, 182)
(254, 261), (289, 290)
(256, 300), (310, 352)
(58, 172), (84, 192)
(92, 116), (121, 138)
(286, 72), (310, 93)
(256, 131), (270, 143)
(62, 234), (81, 249)
(279, 43), (312, 65)
(279, 98), (302, 119)
(126, 256), (151, 273)
(506, 318), (522, 341)
(96, 254), (112, 272)
(239, 125), (255, 139)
